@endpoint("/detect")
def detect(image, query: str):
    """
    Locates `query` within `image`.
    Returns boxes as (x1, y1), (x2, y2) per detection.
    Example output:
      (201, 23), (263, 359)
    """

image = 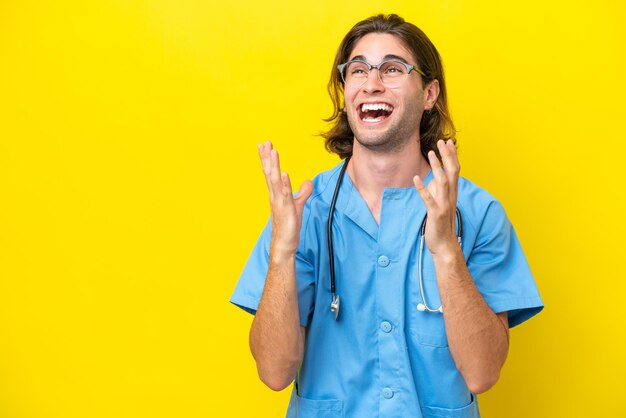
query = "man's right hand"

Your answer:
(258, 141), (313, 255)
(251, 141), (312, 391)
